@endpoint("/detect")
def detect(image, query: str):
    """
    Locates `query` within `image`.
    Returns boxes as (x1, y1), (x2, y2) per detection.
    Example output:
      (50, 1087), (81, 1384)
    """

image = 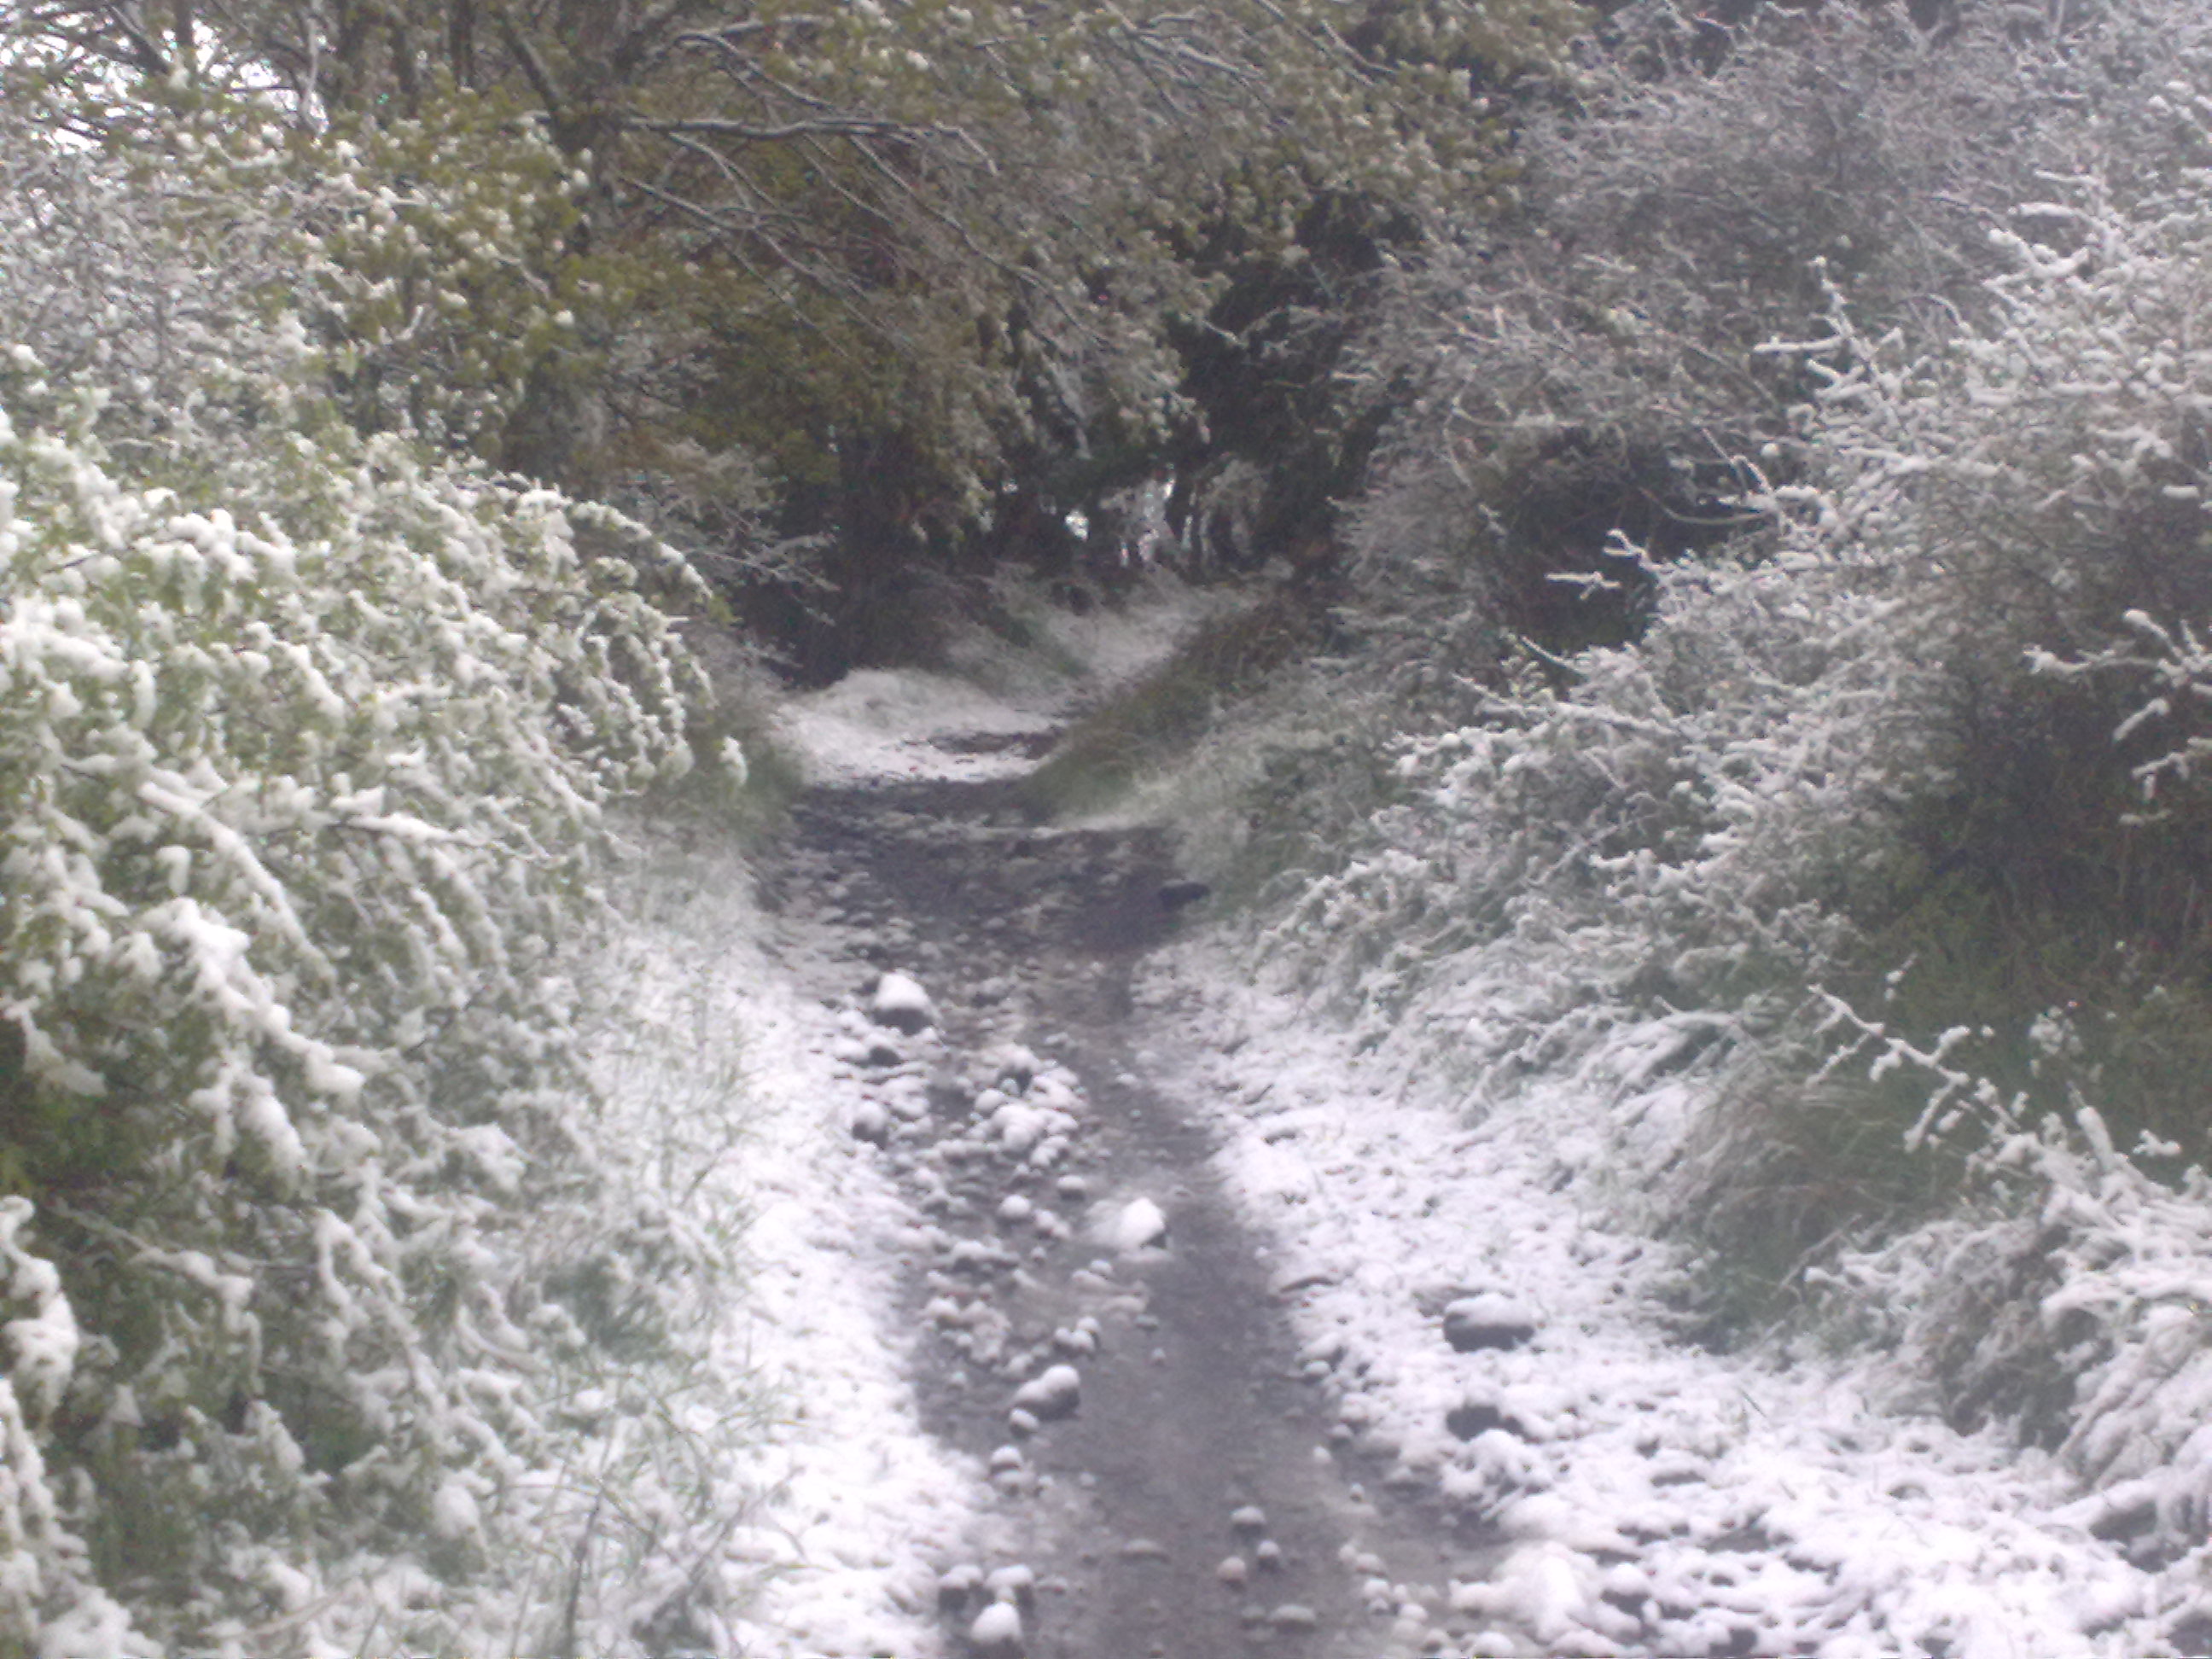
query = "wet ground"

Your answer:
(767, 777), (1511, 1658)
